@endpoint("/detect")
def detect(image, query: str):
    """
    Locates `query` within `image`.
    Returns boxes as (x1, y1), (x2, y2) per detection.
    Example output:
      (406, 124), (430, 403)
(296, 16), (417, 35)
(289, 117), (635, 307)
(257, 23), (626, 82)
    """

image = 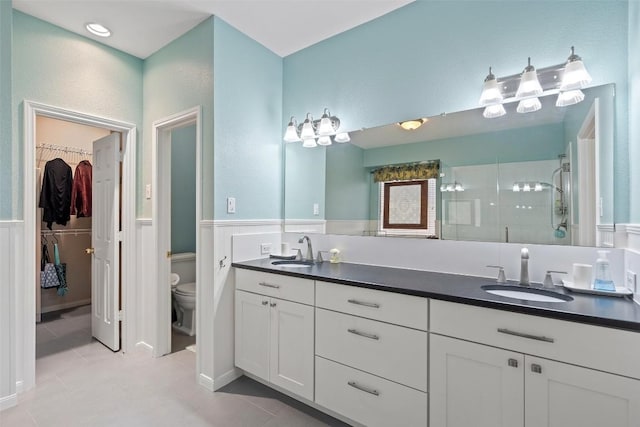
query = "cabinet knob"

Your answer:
(531, 363), (542, 374)
(508, 358), (519, 368)
(262, 300), (269, 305)
(270, 302), (277, 308)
